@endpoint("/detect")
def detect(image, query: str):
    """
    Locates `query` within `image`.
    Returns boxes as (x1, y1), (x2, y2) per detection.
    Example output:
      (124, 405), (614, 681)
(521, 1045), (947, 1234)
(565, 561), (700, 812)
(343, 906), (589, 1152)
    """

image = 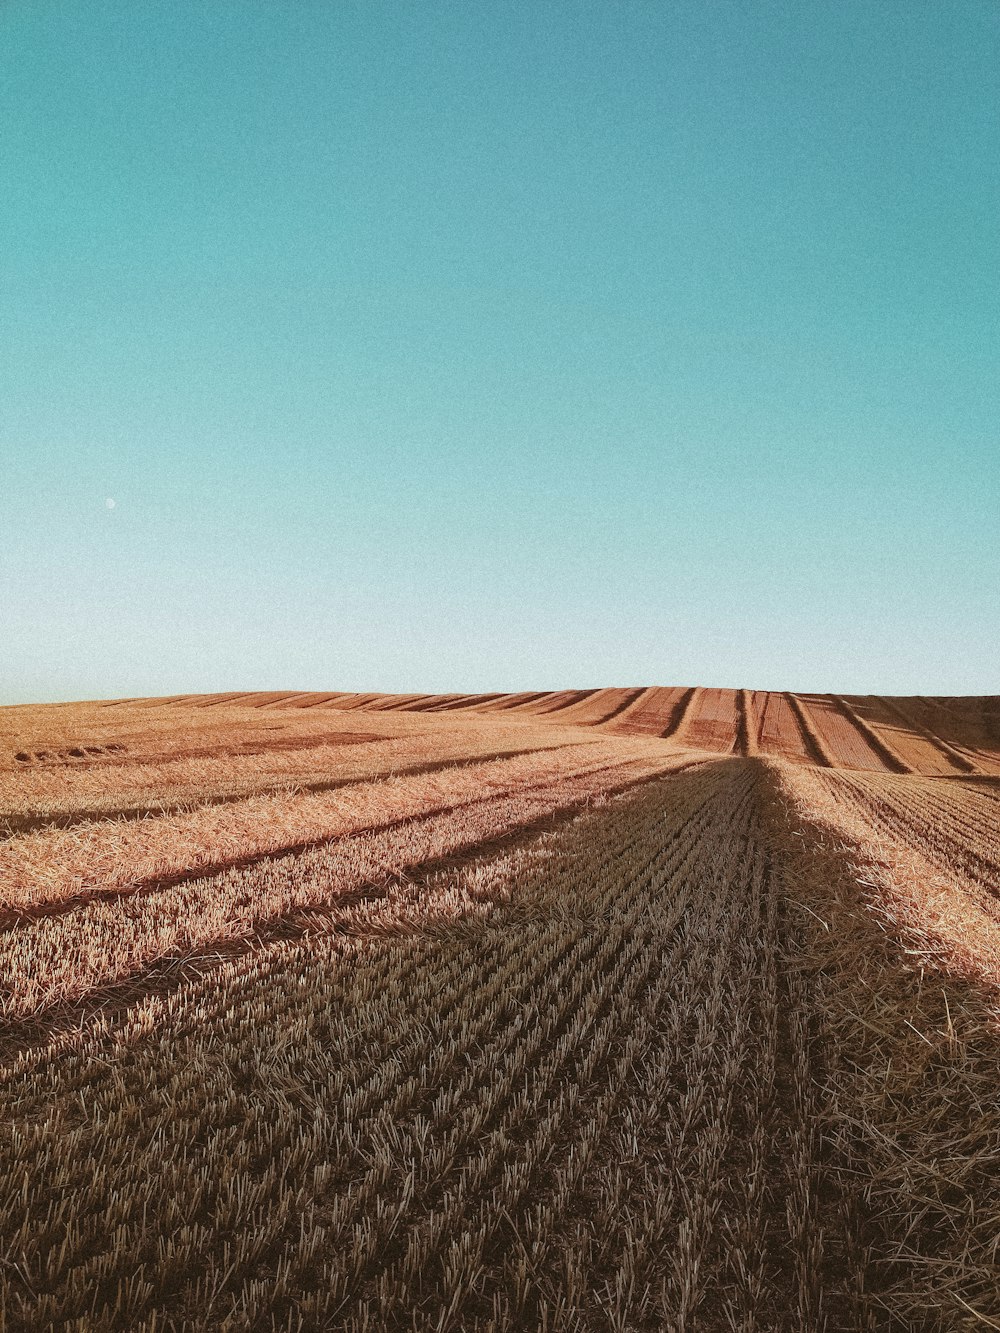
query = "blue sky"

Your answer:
(3, 2), (998, 702)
